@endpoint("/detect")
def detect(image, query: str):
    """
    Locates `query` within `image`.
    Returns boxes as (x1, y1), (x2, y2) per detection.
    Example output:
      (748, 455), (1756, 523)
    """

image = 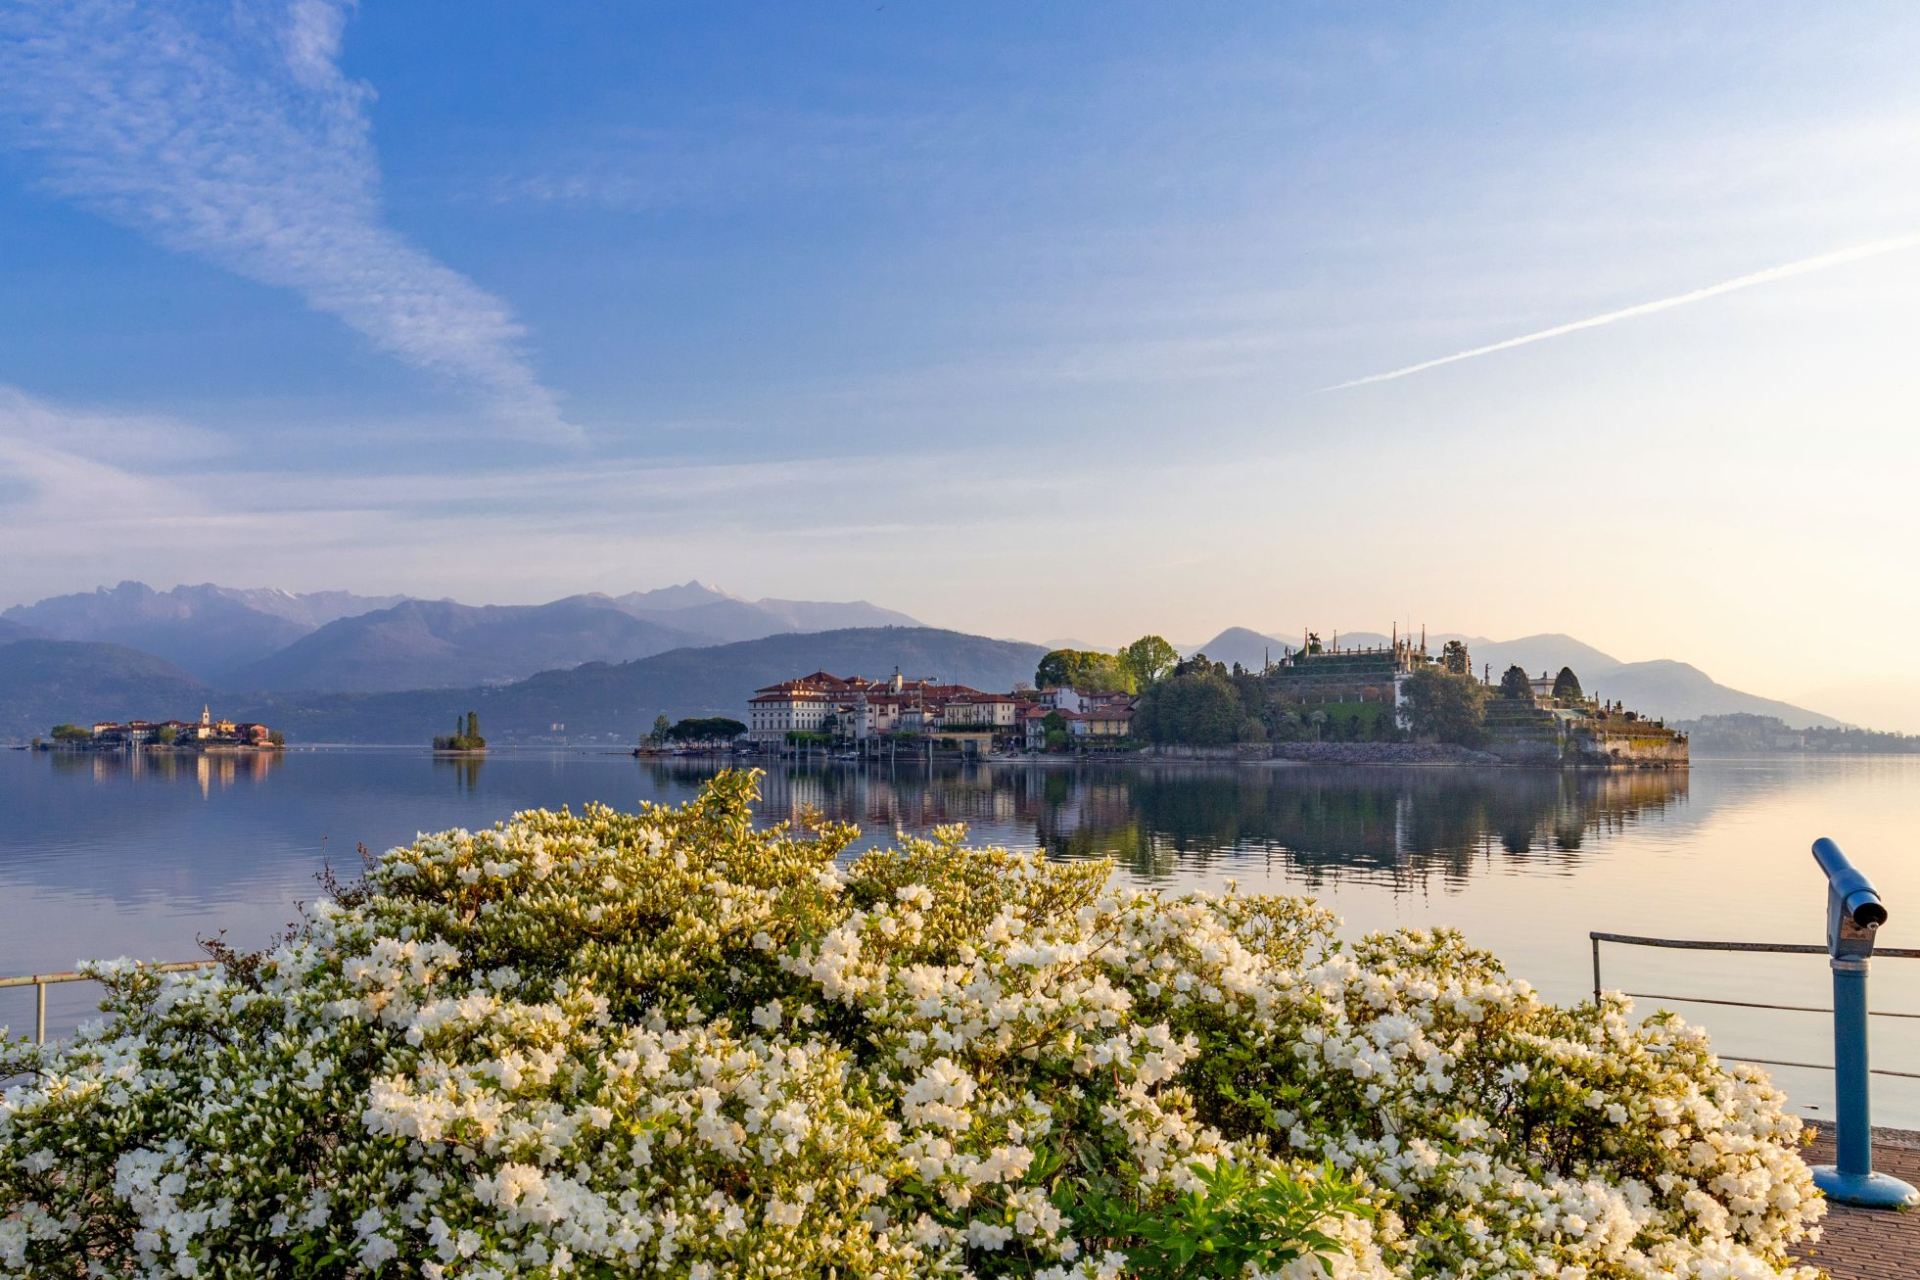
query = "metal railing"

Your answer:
(0, 961), (215, 1045)
(1589, 933), (1920, 1080)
